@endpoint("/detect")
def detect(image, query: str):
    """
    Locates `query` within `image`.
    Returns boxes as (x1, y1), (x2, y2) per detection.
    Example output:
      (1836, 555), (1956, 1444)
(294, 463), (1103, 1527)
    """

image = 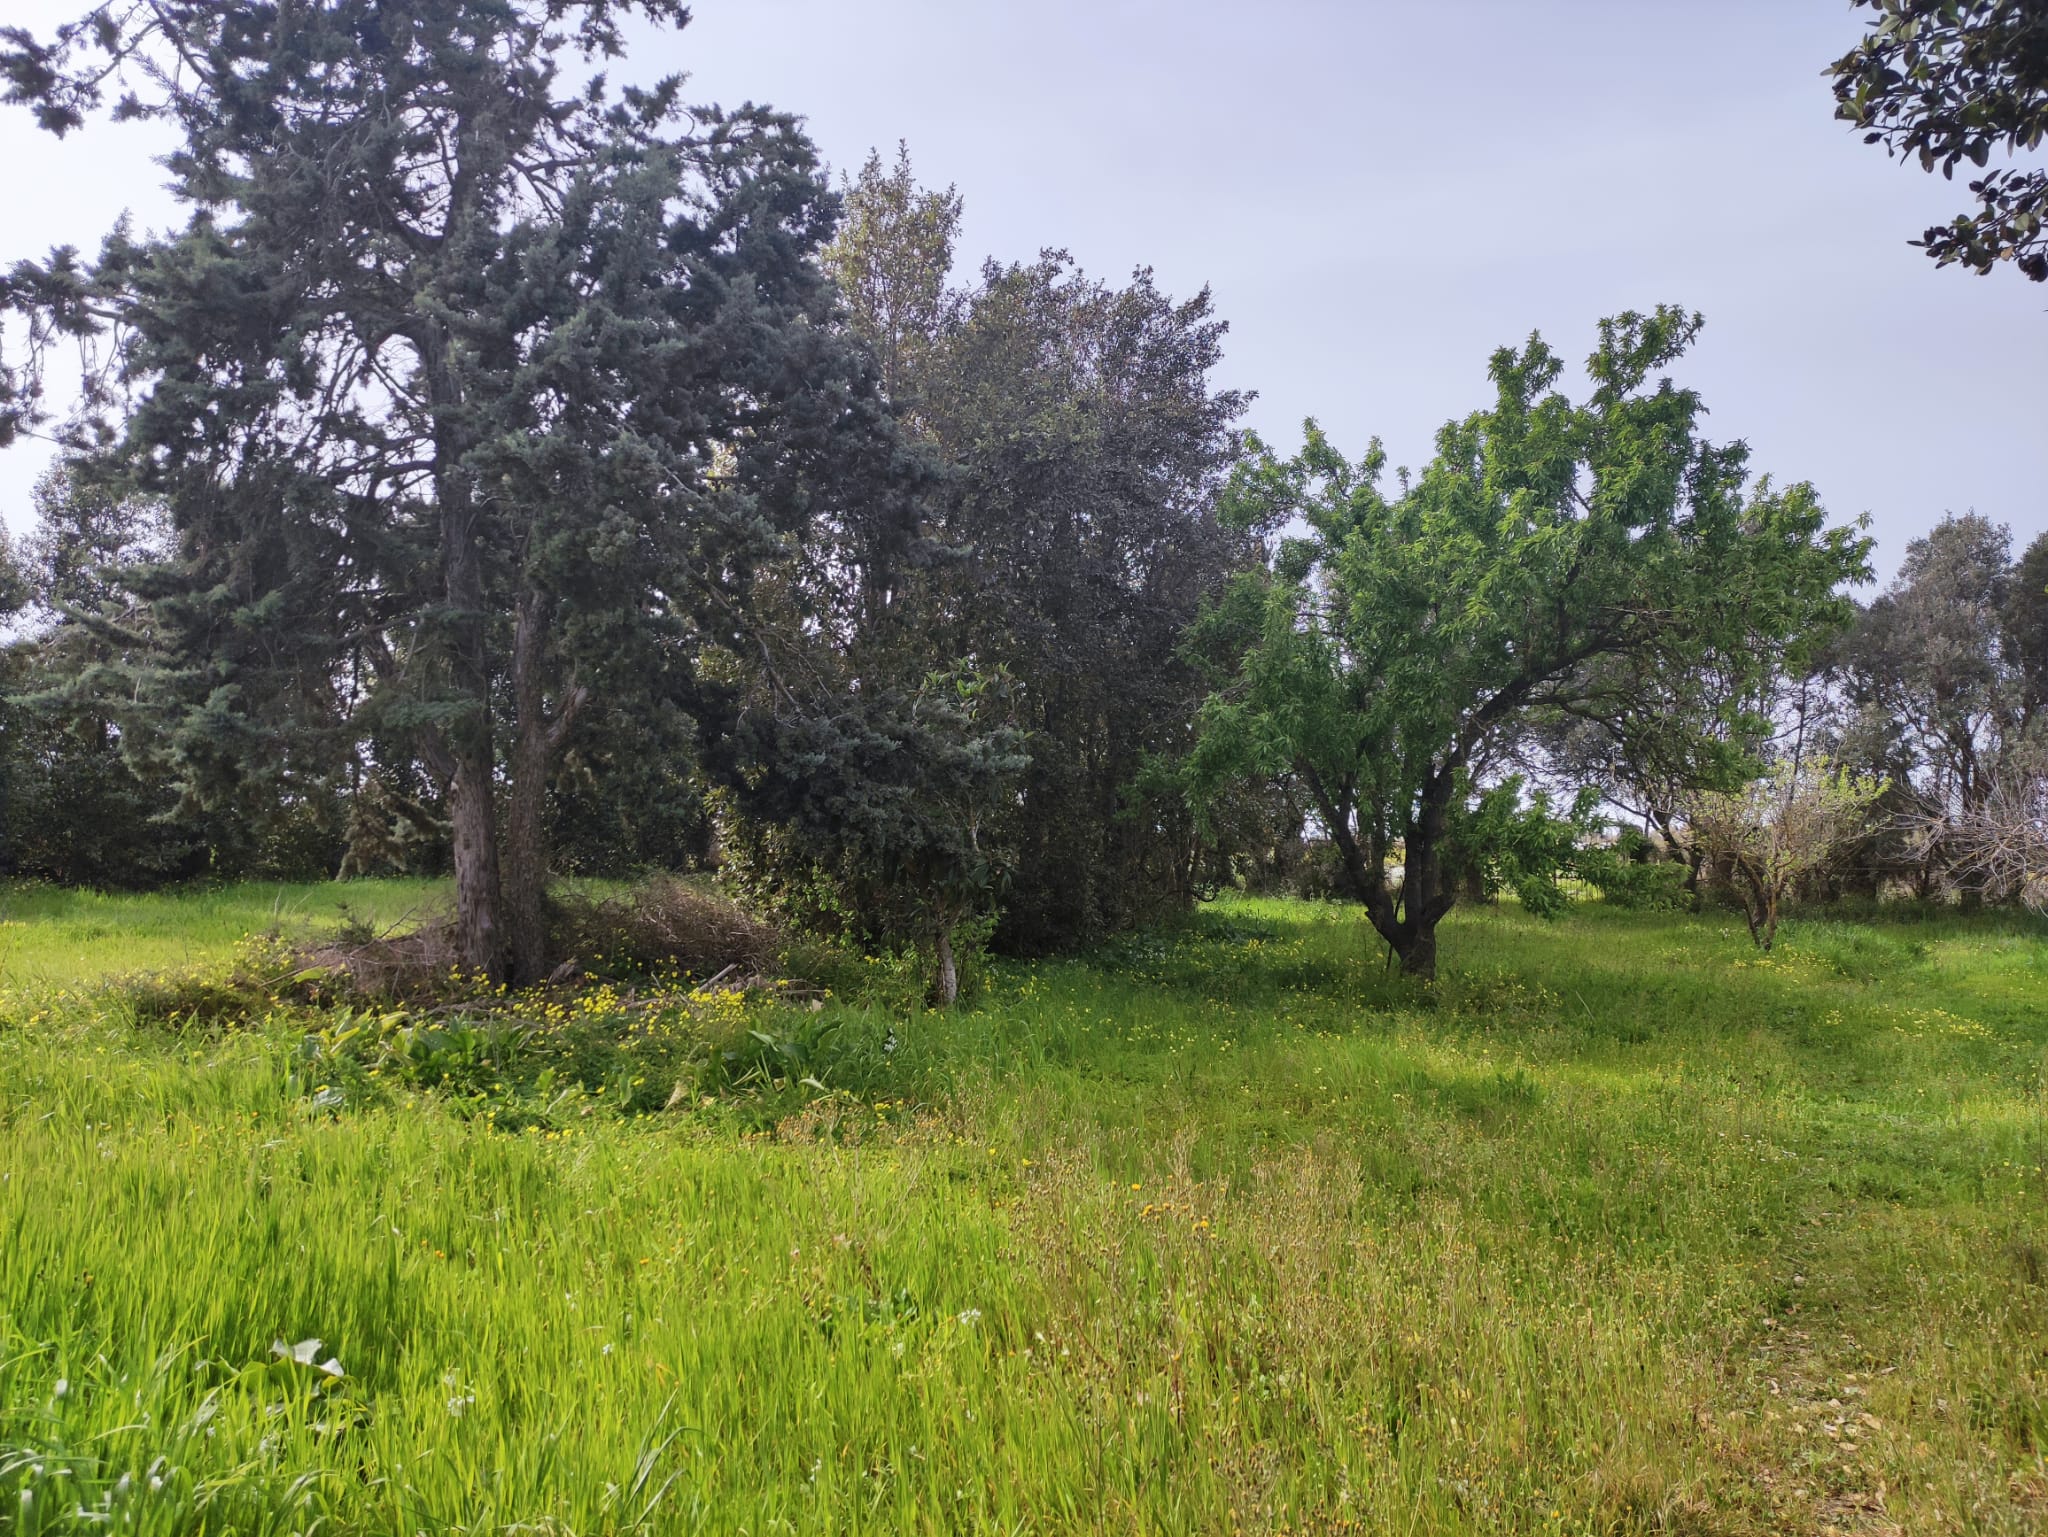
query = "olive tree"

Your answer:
(1687, 757), (1888, 950)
